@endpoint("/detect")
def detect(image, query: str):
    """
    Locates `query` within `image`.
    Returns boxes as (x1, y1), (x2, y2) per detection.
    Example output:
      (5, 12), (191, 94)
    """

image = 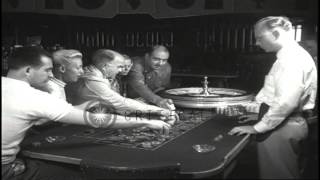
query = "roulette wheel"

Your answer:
(160, 76), (254, 109)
